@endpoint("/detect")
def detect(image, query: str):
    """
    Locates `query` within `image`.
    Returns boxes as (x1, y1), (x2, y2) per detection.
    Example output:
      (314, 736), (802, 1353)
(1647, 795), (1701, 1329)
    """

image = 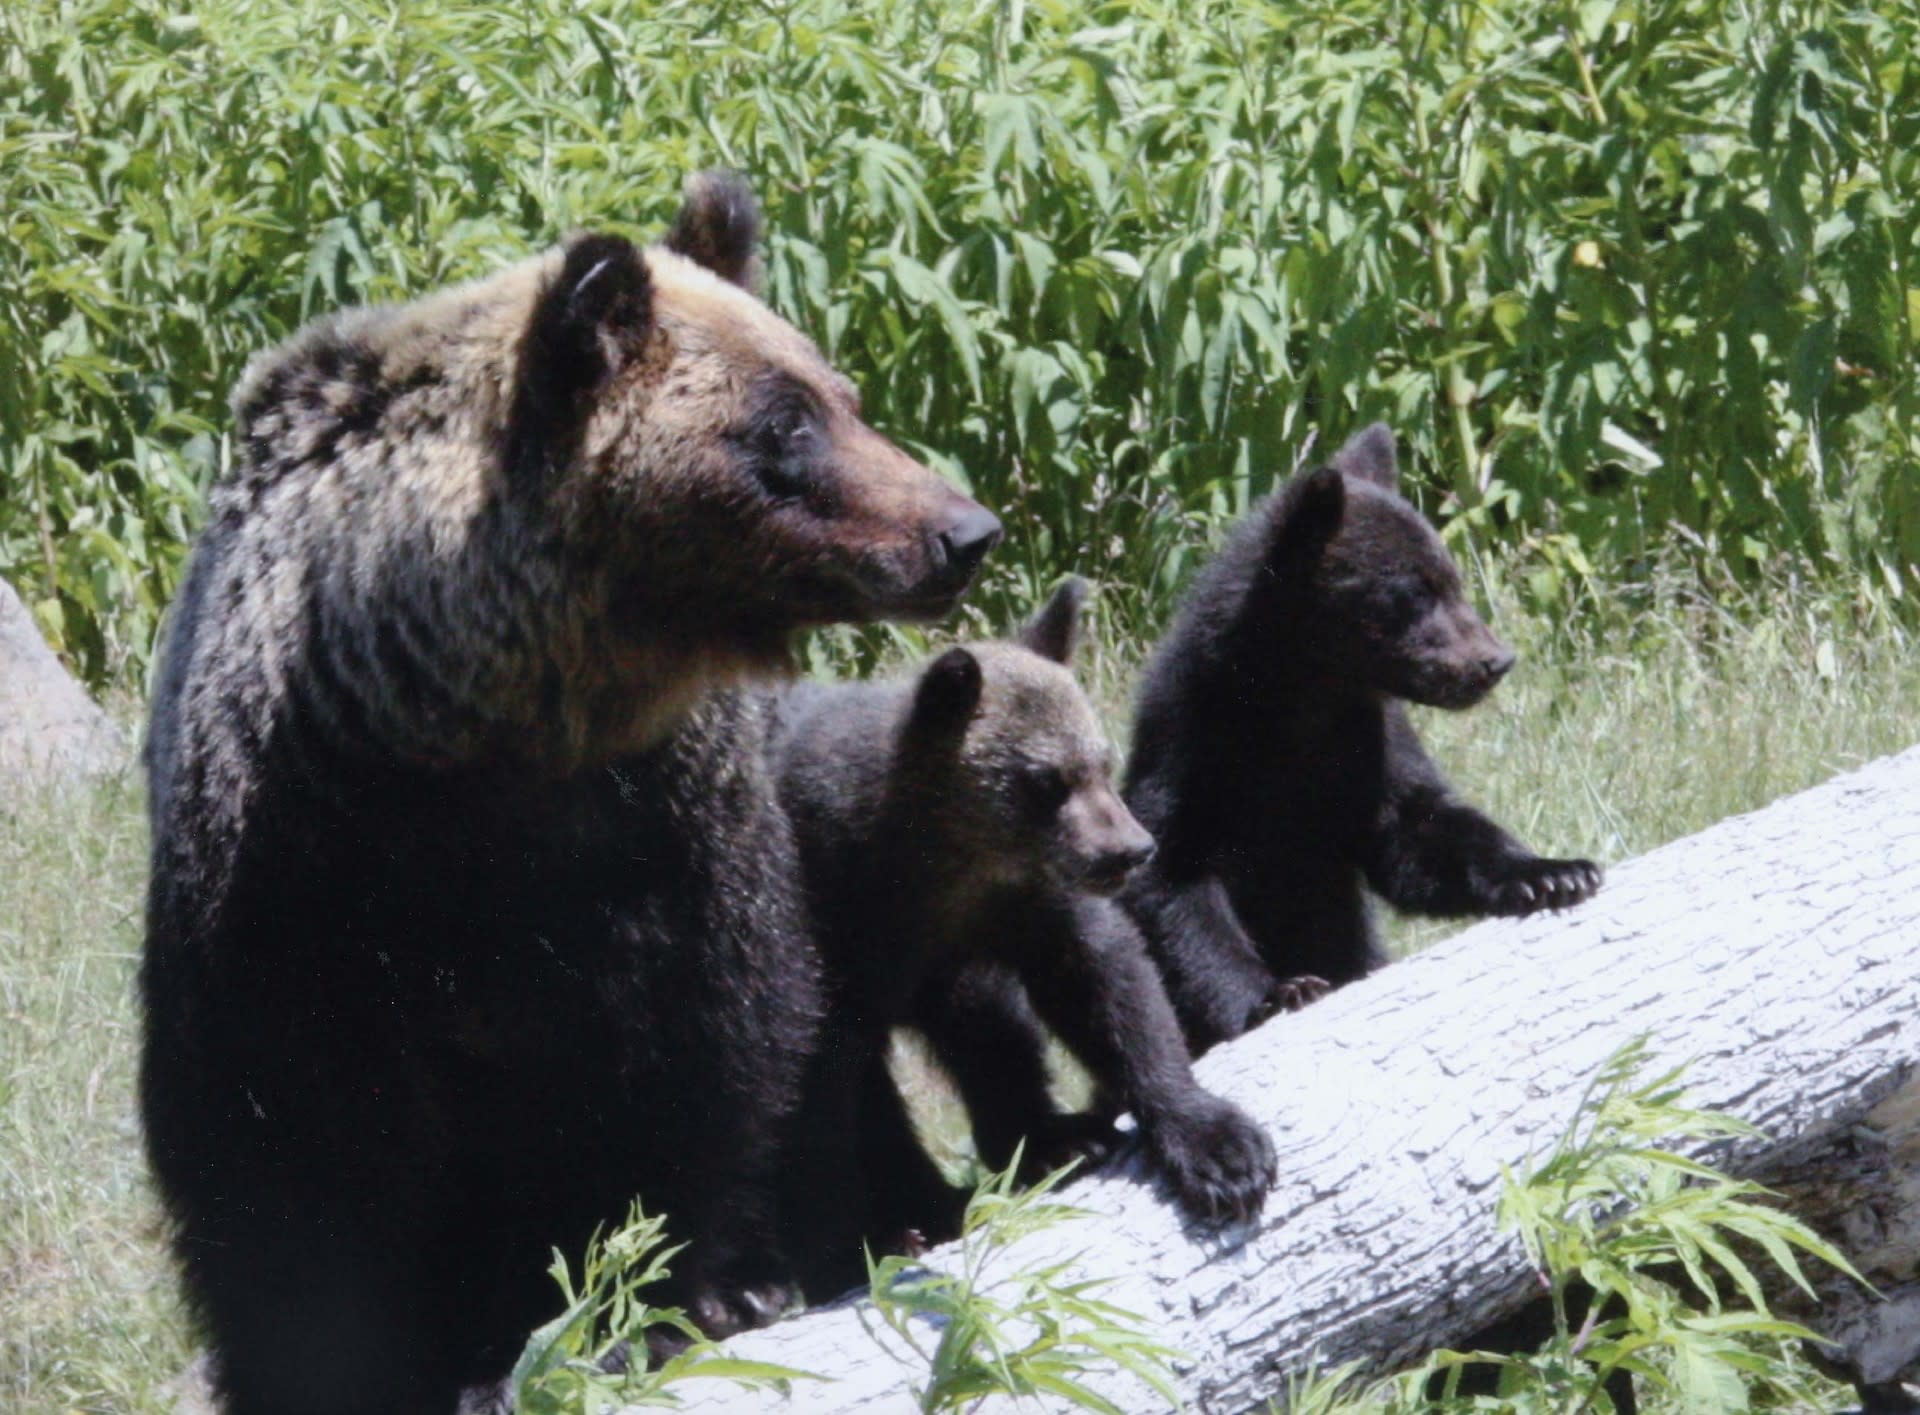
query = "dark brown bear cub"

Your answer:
(1123, 423), (1602, 1054)
(140, 172), (998, 1415)
(774, 581), (1275, 1297)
